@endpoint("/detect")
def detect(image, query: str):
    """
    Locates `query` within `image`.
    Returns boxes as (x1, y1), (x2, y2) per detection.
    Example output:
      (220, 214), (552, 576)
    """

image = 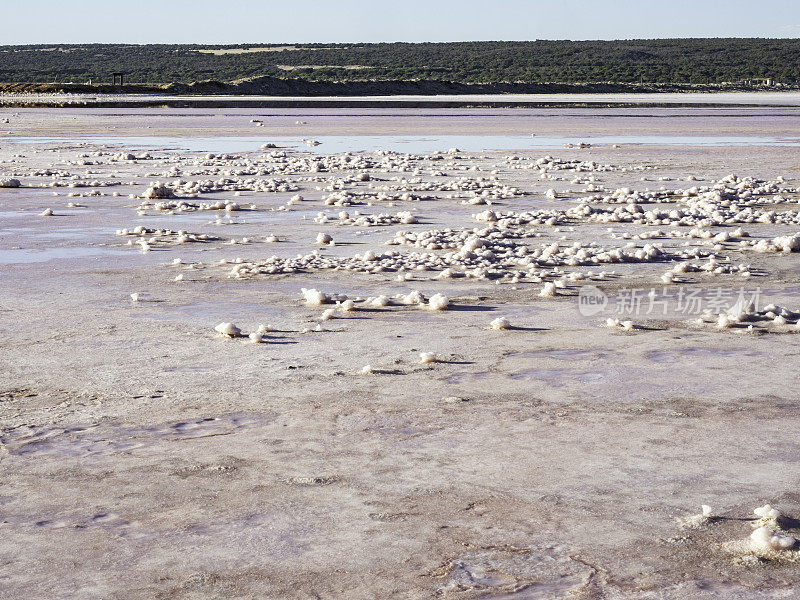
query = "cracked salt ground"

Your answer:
(440, 341), (778, 400)
(510, 348), (621, 360)
(508, 368), (608, 384)
(444, 364), (717, 398)
(0, 510), (157, 544)
(430, 546), (596, 597)
(646, 347), (765, 362)
(0, 413), (277, 457)
(128, 298), (288, 325)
